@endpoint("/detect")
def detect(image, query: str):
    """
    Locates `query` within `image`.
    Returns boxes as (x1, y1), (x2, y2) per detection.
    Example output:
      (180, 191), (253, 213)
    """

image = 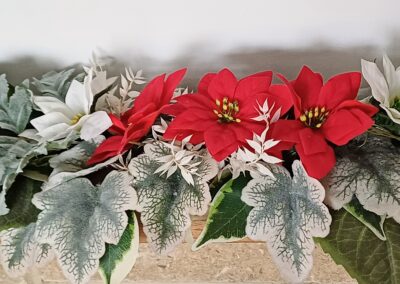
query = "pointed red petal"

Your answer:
(87, 136), (124, 165)
(295, 143), (336, 179)
(198, 73), (216, 95)
(207, 68), (238, 101)
(322, 107), (374, 146)
(319, 72), (361, 110)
